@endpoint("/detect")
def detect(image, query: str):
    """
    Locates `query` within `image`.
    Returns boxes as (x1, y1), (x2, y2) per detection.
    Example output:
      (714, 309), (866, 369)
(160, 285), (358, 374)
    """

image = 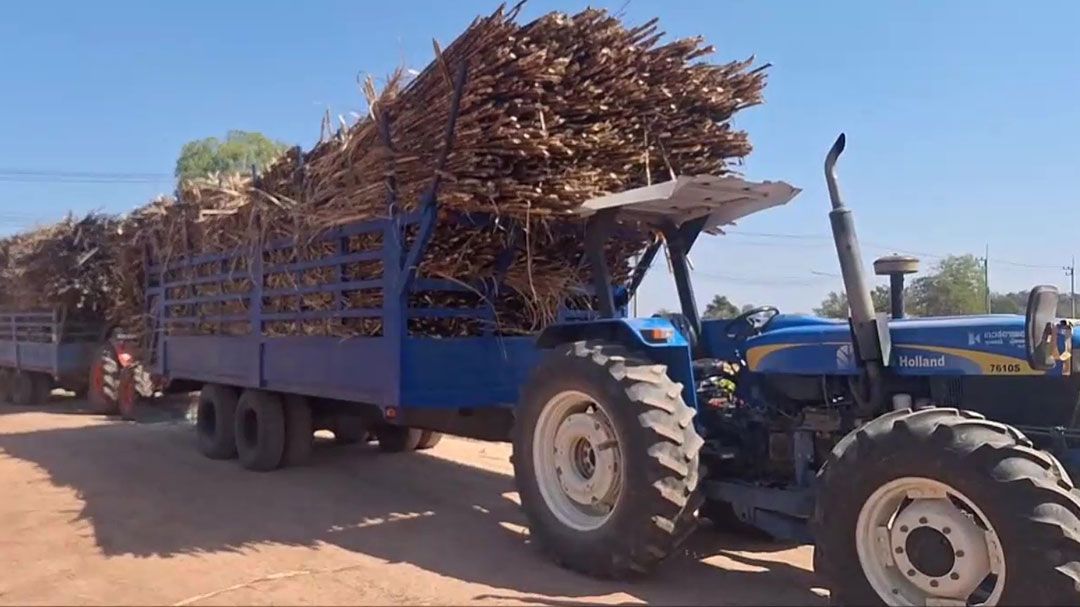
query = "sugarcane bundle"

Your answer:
(0, 213), (123, 327)
(129, 3), (767, 338)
